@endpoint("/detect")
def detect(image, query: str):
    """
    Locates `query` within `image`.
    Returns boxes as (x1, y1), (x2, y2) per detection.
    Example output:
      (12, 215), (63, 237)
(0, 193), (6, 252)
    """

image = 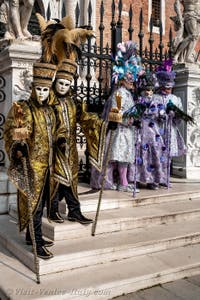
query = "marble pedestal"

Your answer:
(172, 63), (200, 180)
(0, 40), (41, 214)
